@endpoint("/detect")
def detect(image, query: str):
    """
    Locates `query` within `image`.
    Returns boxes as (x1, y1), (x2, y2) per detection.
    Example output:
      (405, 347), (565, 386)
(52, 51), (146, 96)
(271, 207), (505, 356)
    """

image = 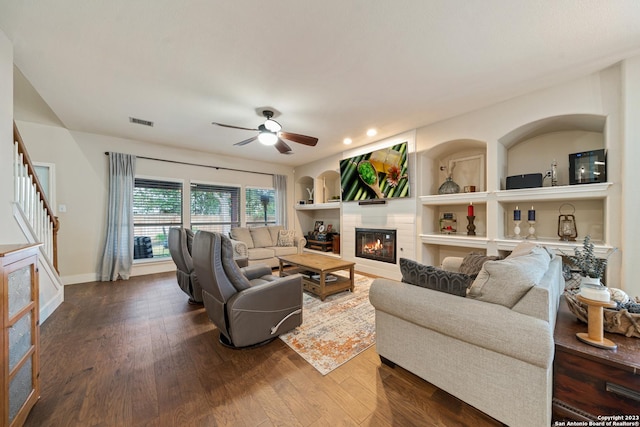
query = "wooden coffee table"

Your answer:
(278, 253), (355, 301)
